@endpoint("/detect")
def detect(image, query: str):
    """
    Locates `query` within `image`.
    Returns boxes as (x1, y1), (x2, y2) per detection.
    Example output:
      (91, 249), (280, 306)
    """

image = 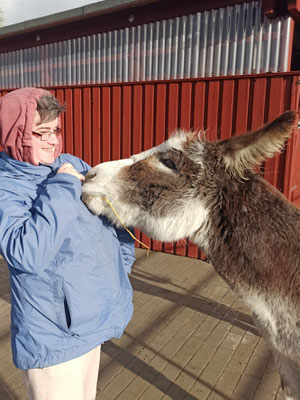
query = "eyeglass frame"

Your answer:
(32, 128), (62, 141)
